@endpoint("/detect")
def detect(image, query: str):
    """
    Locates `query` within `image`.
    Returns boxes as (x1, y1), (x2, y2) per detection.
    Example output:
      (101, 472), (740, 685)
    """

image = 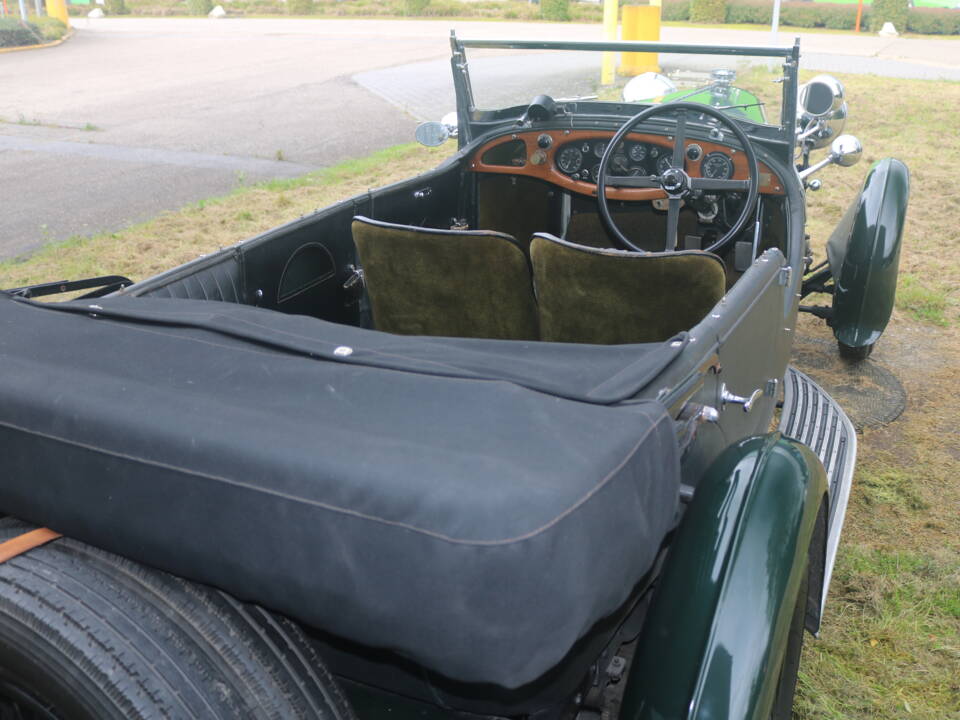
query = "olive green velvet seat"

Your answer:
(352, 216), (539, 340)
(530, 233), (726, 345)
